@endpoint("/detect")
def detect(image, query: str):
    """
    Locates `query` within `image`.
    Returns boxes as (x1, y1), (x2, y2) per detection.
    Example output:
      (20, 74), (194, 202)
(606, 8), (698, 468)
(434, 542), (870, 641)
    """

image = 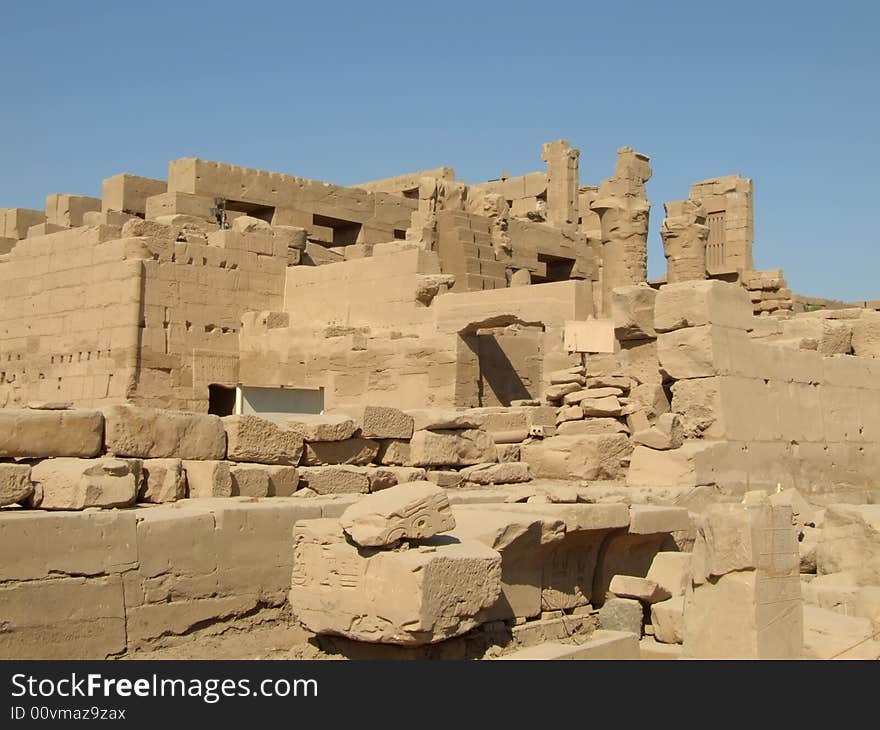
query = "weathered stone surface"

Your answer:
(285, 415), (357, 442)
(0, 576), (126, 659)
(521, 434), (631, 481)
(340, 481), (455, 547)
(803, 605), (880, 659)
(297, 465), (370, 495)
(349, 405), (414, 440)
(290, 519), (501, 645)
(646, 552), (692, 598)
(459, 462), (532, 485)
(598, 597), (643, 636)
(548, 370), (586, 386)
(651, 596), (685, 644)
(563, 388), (622, 404)
(610, 575), (671, 604)
(302, 437), (379, 466)
(632, 412), (683, 450)
(30, 458), (137, 510)
(851, 311), (880, 358)
(229, 464), (270, 497)
(409, 429), (497, 467)
(377, 439), (411, 465)
(405, 409), (482, 431)
(556, 405), (583, 423)
(640, 636), (683, 659)
(0, 409), (103, 458)
(264, 465), (300, 496)
(426, 470), (464, 488)
(815, 505), (880, 585)
(497, 631), (640, 660)
(182, 460), (232, 498)
(0, 463), (33, 506)
(222, 415), (303, 465)
(362, 466), (426, 492)
(544, 383), (581, 401)
(556, 418), (628, 436)
(654, 280), (754, 333)
(139, 458), (186, 503)
(579, 396), (622, 417)
(612, 283), (658, 341)
(104, 406), (226, 460)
